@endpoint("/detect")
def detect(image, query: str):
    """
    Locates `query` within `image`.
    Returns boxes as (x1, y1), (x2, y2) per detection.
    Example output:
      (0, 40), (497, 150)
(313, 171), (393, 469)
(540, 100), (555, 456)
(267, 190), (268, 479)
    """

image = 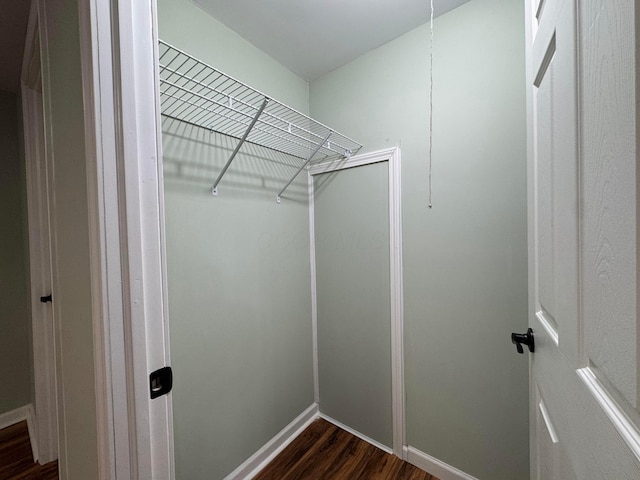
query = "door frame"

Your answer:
(76, 0), (174, 478)
(21, 0), (57, 464)
(308, 146), (405, 458)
